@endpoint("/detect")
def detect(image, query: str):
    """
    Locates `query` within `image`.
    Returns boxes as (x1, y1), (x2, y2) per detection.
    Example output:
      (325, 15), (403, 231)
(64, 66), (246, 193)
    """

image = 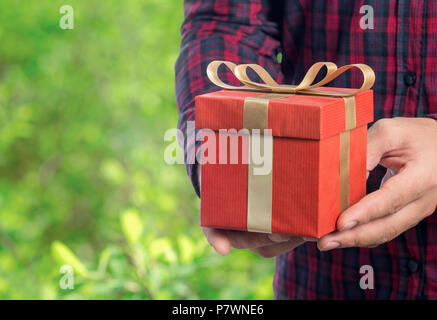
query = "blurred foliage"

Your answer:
(0, 0), (274, 299)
